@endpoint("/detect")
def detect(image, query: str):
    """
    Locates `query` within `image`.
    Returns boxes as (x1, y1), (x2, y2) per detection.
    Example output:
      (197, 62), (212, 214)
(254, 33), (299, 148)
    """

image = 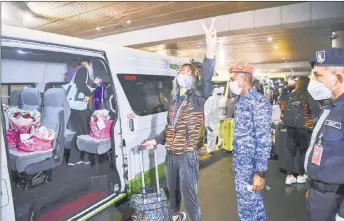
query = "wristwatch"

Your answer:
(256, 171), (267, 179)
